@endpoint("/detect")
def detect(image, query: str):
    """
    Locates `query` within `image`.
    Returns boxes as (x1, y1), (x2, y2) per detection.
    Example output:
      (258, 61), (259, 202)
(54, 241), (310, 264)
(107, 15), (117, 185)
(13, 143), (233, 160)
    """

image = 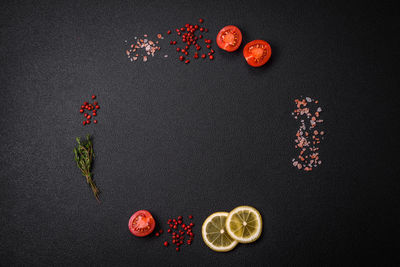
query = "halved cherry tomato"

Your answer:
(216, 25), (242, 52)
(128, 210), (156, 237)
(243, 40), (271, 67)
